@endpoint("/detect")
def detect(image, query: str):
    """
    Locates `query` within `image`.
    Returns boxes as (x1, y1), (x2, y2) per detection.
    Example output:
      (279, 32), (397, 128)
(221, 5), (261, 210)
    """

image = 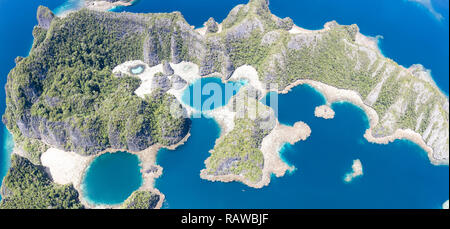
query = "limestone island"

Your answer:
(315, 105), (335, 119)
(1, 0), (448, 209)
(344, 159), (364, 183)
